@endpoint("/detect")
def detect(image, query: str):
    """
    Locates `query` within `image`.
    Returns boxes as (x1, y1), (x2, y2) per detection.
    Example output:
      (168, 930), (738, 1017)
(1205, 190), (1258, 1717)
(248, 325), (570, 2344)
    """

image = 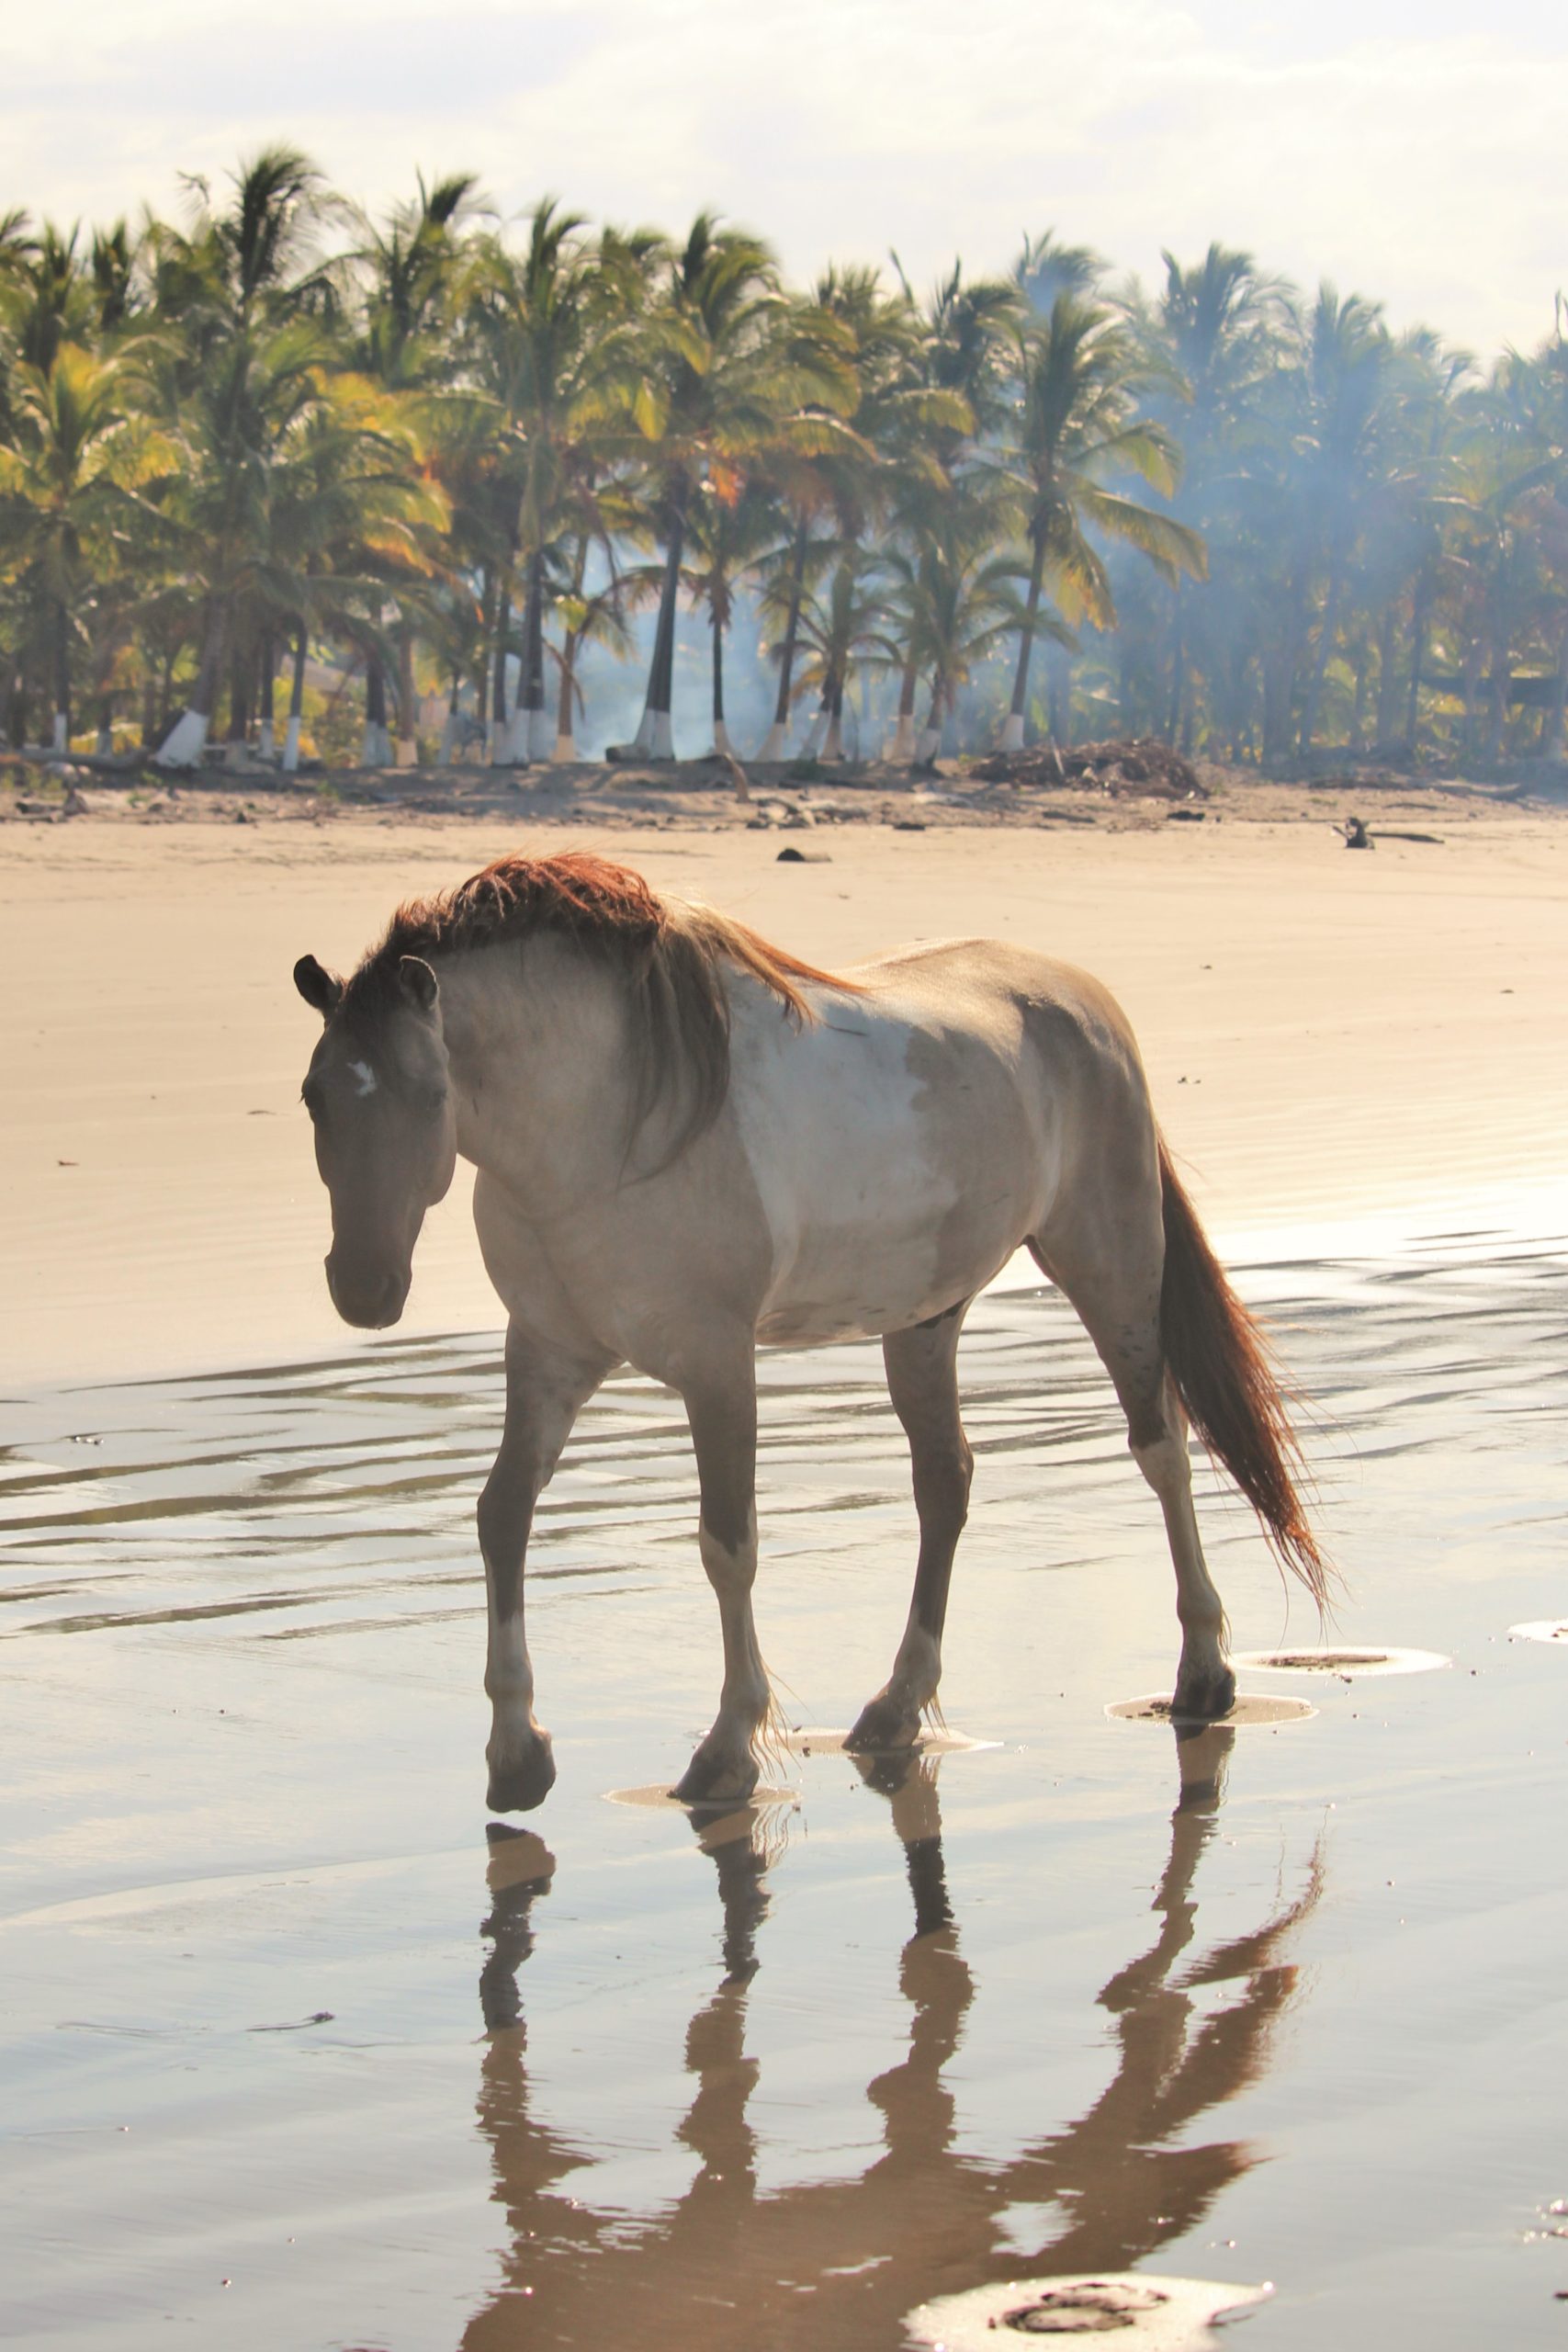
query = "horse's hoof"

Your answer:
(487, 1736), (557, 1813)
(845, 1692), (921, 1752)
(1170, 1664), (1236, 1722)
(671, 1750), (759, 1807)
